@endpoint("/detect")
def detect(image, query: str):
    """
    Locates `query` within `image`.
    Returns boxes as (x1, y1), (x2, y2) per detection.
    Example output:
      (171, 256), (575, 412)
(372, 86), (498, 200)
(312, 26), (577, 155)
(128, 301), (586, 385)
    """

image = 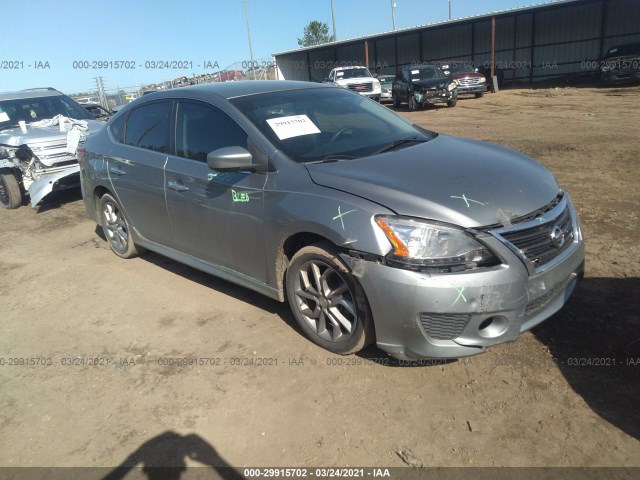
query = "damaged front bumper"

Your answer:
(341, 199), (585, 360)
(414, 89), (456, 106)
(0, 145), (80, 207)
